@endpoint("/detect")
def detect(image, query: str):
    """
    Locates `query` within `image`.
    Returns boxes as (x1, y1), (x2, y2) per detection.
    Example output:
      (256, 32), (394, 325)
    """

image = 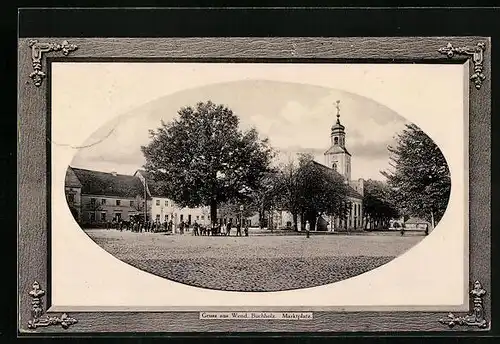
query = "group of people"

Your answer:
(193, 220), (249, 237)
(107, 217), (174, 233)
(106, 217), (250, 237)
